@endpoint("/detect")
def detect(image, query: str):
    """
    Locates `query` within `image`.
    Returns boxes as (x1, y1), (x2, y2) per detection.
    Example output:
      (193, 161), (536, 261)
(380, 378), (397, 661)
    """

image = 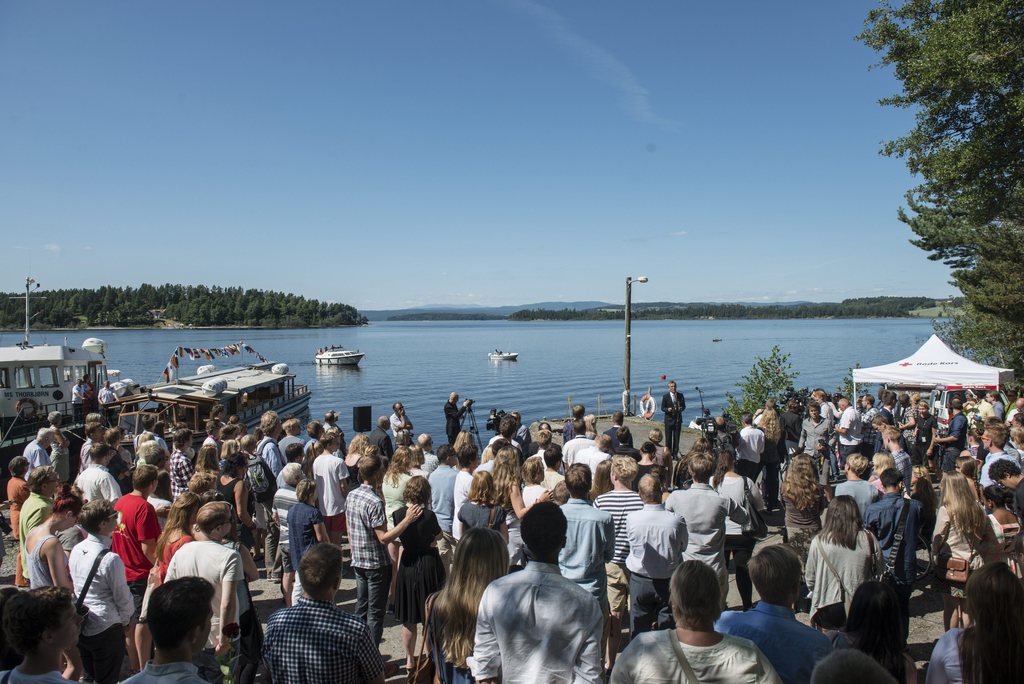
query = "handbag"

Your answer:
(409, 593), (439, 684)
(75, 548), (109, 632)
(935, 518), (977, 584)
(741, 478), (768, 540)
(810, 537), (849, 630)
